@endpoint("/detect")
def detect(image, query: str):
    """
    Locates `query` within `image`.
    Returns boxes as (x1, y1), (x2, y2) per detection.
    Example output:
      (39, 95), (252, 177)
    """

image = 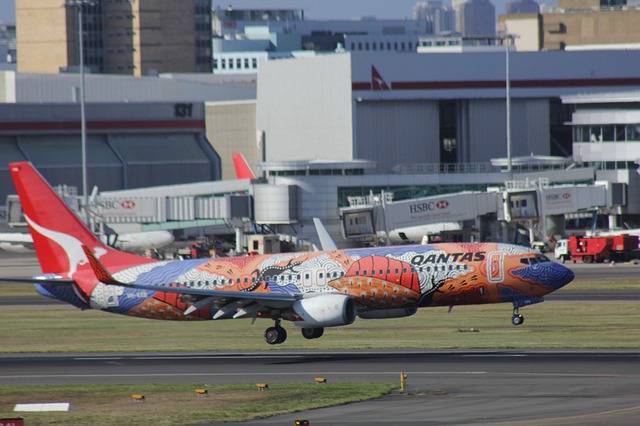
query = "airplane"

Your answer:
(2, 162), (575, 345)
(0, 229), (174, 254)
